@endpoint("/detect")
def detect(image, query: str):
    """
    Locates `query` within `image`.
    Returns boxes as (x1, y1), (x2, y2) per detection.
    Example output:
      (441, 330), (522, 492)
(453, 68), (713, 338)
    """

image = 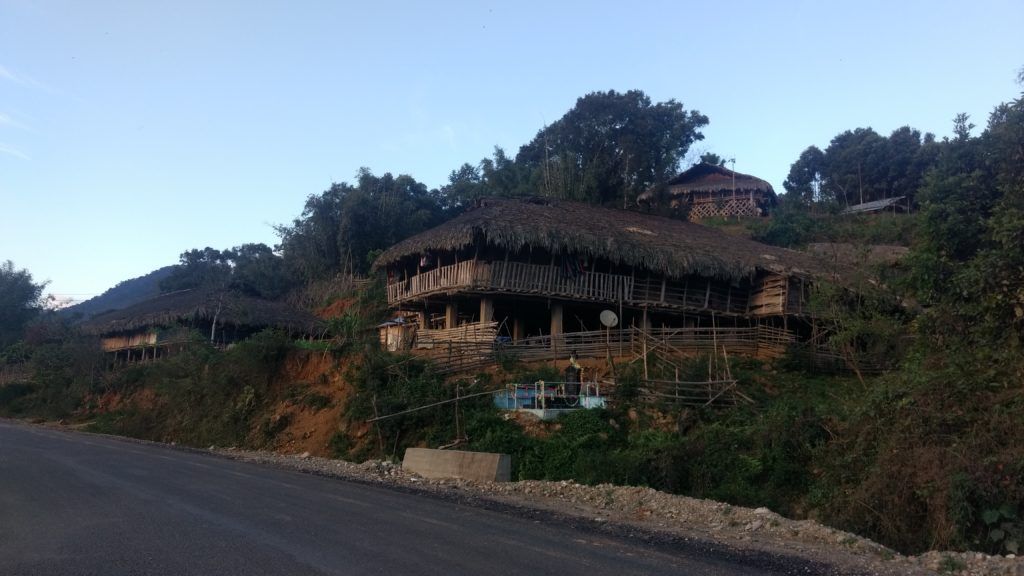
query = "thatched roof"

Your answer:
(666, 162), (776, 196)
(81, 289), (324, 336)
(374, 197), (837, 282)
(636, 163), (777, 205)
